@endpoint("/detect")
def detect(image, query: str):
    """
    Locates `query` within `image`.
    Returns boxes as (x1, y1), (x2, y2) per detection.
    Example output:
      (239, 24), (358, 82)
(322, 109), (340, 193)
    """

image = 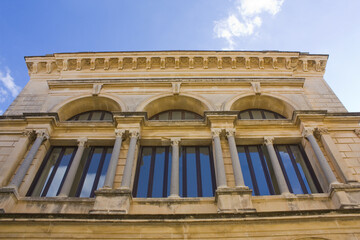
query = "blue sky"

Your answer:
(0, 0), (359, 114)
